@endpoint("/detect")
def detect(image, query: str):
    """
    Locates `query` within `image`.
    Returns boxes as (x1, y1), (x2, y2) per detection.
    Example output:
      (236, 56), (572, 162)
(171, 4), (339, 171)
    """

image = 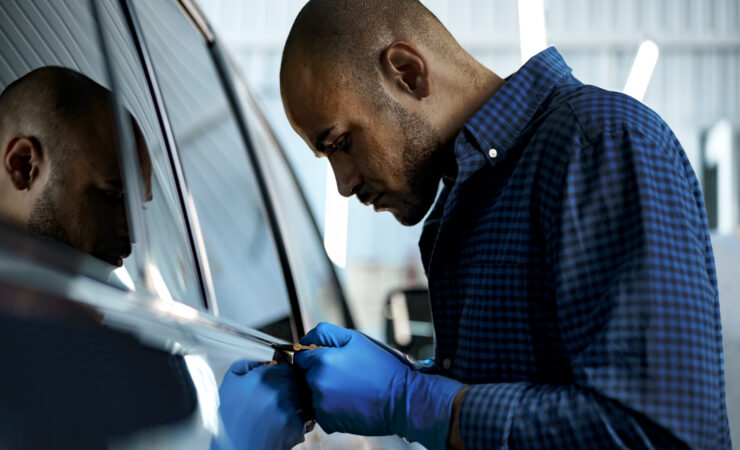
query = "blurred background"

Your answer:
(198, 0), (740, 442)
